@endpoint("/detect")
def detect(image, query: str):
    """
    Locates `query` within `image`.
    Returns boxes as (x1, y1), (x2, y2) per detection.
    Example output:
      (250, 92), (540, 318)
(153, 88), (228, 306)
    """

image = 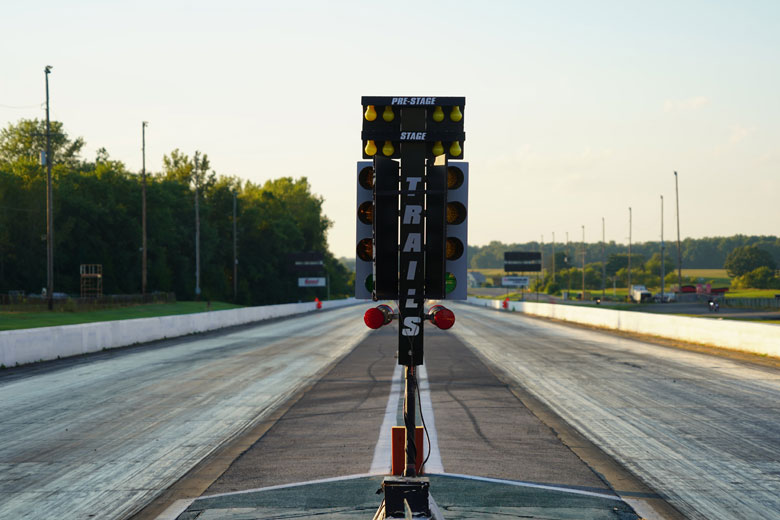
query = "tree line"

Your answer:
(468, 236), (780, 272)
(0, 119), (351, 304)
